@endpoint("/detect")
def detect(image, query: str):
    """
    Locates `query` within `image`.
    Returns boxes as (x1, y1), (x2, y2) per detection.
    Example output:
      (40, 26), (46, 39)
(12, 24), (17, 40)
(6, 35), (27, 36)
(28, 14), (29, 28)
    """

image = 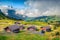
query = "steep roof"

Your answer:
(9, 24), (20, 31)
